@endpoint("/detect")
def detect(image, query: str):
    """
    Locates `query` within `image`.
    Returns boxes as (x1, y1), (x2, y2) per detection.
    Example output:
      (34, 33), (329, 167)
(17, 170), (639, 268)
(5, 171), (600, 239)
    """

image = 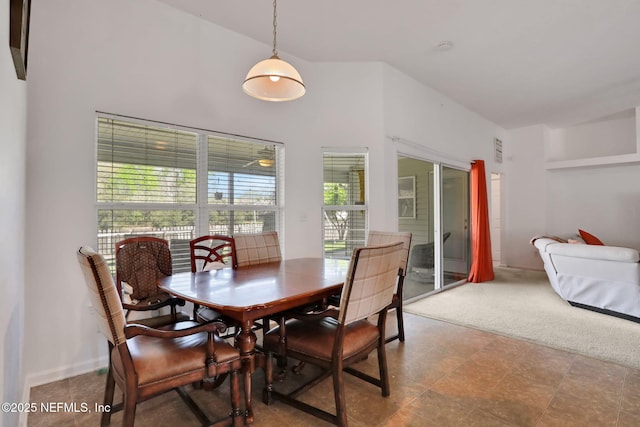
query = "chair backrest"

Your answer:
(366, 231), (412, 276)
(234, 231), (282, 267)
(190, 235), (237, 272)
(338, 242), (404, 325)
(77, 247), (127, 346)
(115, 236), (172, 301)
